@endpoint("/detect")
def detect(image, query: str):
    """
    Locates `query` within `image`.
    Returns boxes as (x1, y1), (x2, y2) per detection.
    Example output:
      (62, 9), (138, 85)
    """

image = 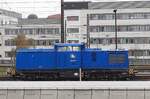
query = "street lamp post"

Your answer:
(113, 9), (118, 50)
(61, 0), (65, 43)
(64, 19), (67, 43)
(87, 14), (90, 48)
